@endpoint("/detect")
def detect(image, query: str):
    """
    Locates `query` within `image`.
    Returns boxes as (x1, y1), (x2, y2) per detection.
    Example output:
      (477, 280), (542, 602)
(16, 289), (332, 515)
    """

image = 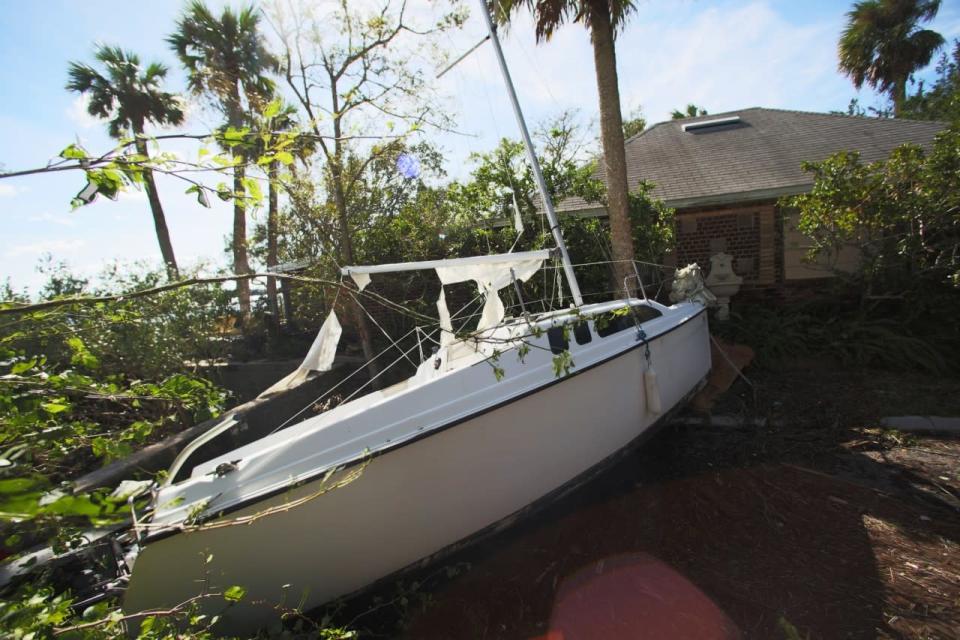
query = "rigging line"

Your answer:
(336, 338), (422, 407)
(513, 31), (563, 114)
(331, 276), (343, 310)
(535, 259), (675, 270)
(436, 34), (490, 79)
(449, 291), (483, 321)
(268, 324), (423, 435)
(473, 39), (505, 142)
(469, 35), (552, 266)
(507, 227), (524, 253)
(417, 325), (442, 347)
(349, 291), (419, 369)
(454, 296), (485, 336)
(438, 22), (477, 143)
(553, 256), (563, 310)
(709, 334), (757, 399)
